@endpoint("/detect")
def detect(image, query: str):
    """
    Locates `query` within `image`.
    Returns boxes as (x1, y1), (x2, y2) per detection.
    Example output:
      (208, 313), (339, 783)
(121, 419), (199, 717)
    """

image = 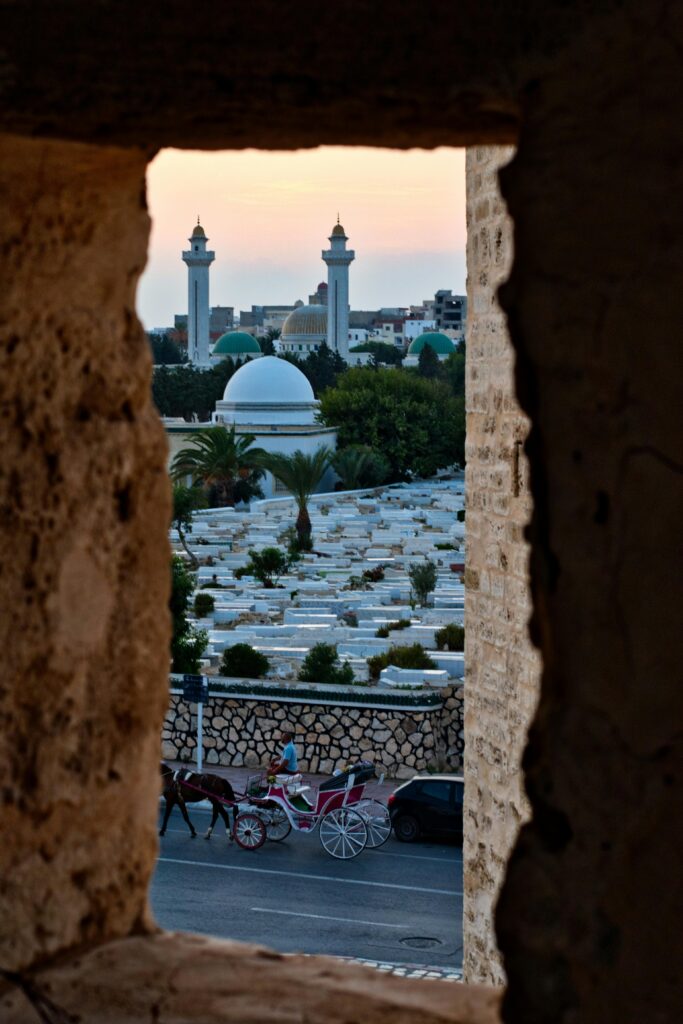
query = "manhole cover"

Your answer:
(399, 937), (443, 950)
